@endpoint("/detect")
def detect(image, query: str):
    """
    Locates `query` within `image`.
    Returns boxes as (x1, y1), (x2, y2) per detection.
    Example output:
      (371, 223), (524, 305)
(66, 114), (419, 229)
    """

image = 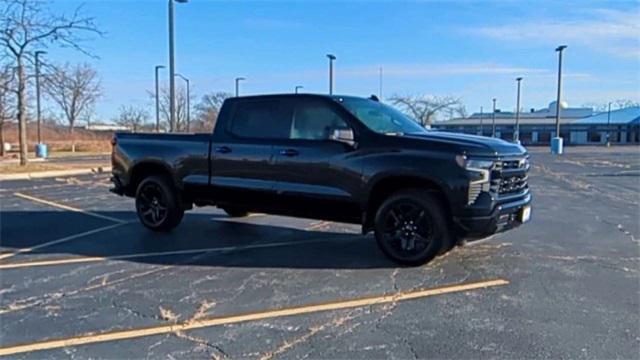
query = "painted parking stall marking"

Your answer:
(0, 279), (509, 356)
